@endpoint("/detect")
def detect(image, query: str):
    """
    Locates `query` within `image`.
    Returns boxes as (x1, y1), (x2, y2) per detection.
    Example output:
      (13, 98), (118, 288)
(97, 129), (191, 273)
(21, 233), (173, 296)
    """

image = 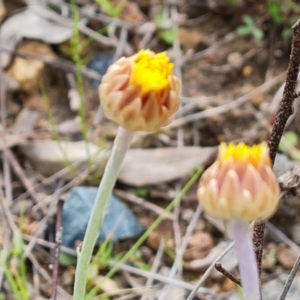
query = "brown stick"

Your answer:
(253, 18), (300, 282)
(50, 199), (64, 300)
(215, 262), (241, 286)
(6, 149), (47, 215)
